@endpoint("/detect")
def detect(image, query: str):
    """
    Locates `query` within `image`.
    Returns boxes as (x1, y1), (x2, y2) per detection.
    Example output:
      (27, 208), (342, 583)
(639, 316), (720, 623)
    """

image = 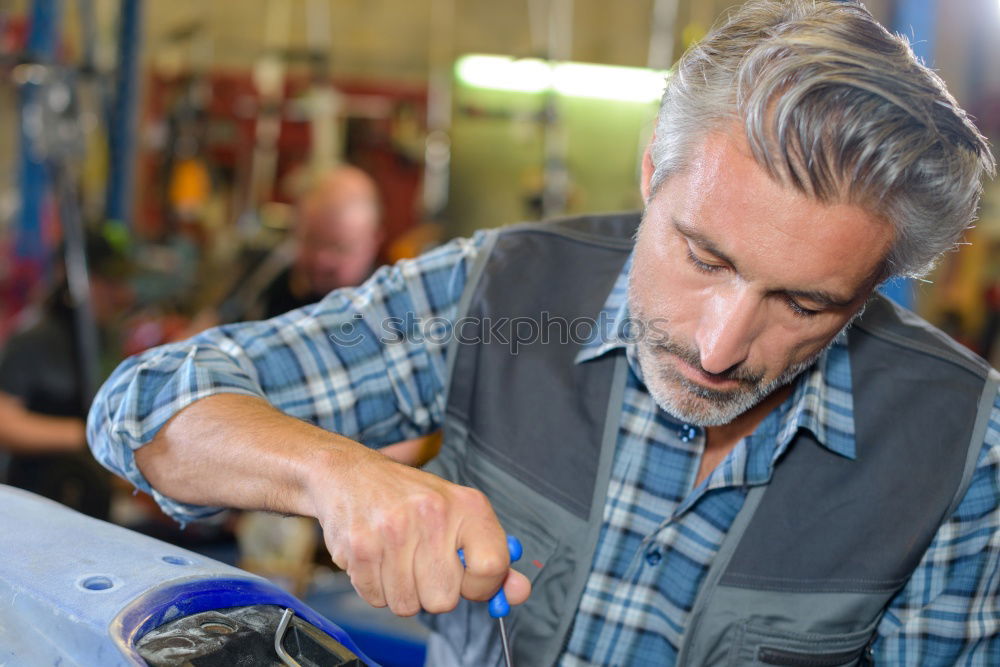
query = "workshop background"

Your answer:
(0, 1), (998, 665)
